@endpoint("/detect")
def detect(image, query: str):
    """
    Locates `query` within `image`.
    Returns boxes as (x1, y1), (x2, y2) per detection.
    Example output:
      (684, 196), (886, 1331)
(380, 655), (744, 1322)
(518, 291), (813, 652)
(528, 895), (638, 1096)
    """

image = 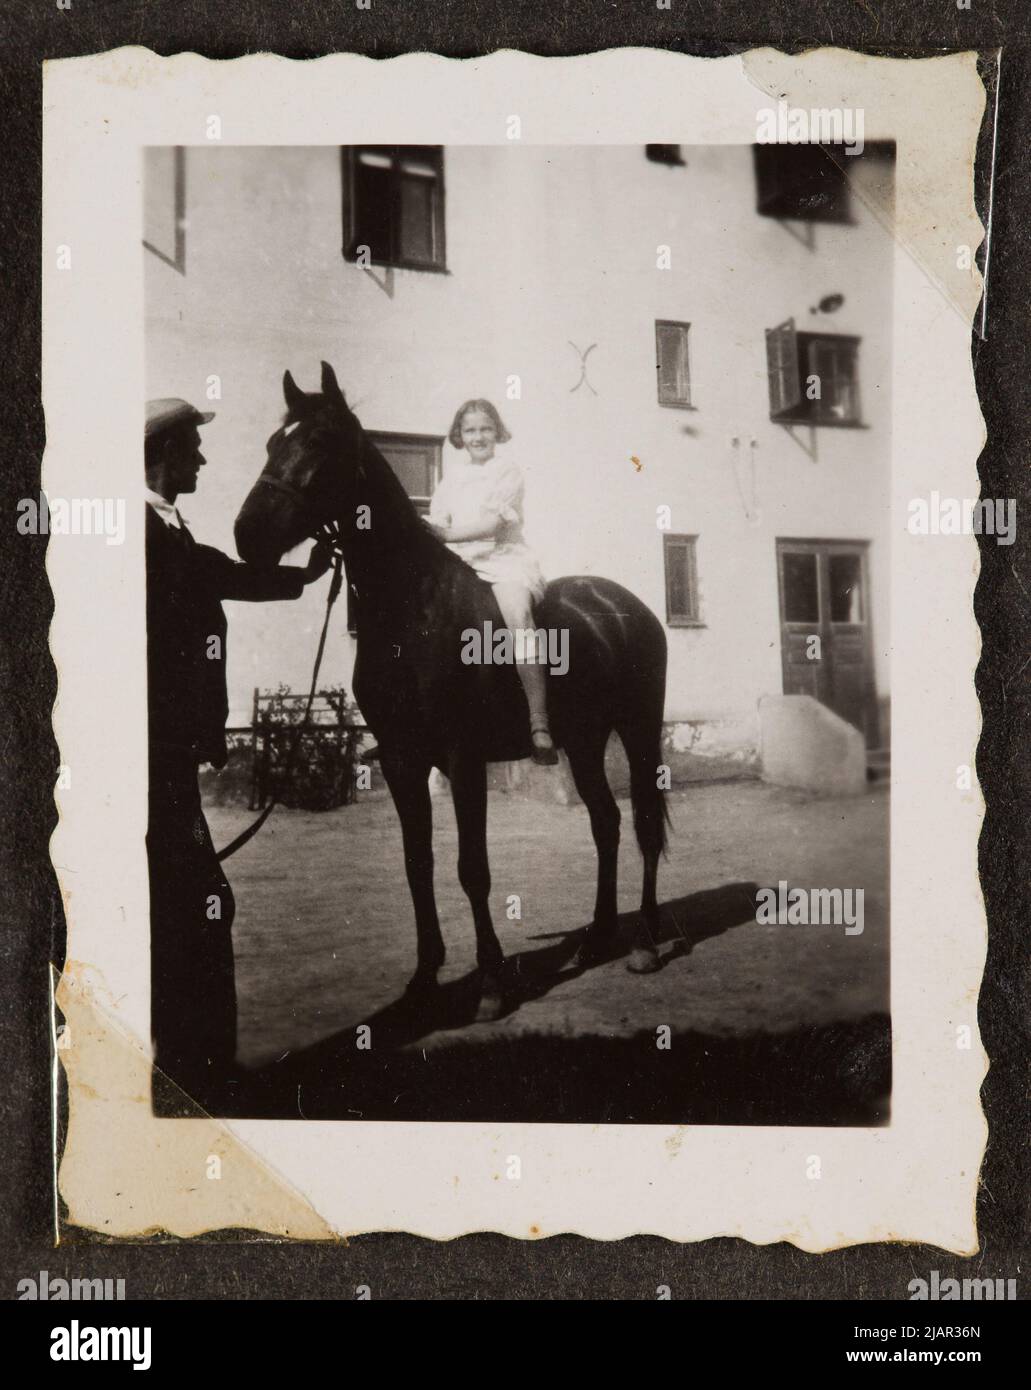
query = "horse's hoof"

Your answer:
(476, 975), (505, 1022)
(626, 947), (660, 974)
